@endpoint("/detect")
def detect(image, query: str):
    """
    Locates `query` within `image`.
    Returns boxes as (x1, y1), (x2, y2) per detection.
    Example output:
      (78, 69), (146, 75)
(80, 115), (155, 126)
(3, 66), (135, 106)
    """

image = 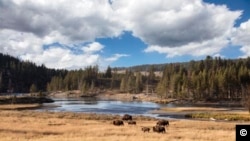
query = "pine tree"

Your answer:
(105, 66), (112, 78)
